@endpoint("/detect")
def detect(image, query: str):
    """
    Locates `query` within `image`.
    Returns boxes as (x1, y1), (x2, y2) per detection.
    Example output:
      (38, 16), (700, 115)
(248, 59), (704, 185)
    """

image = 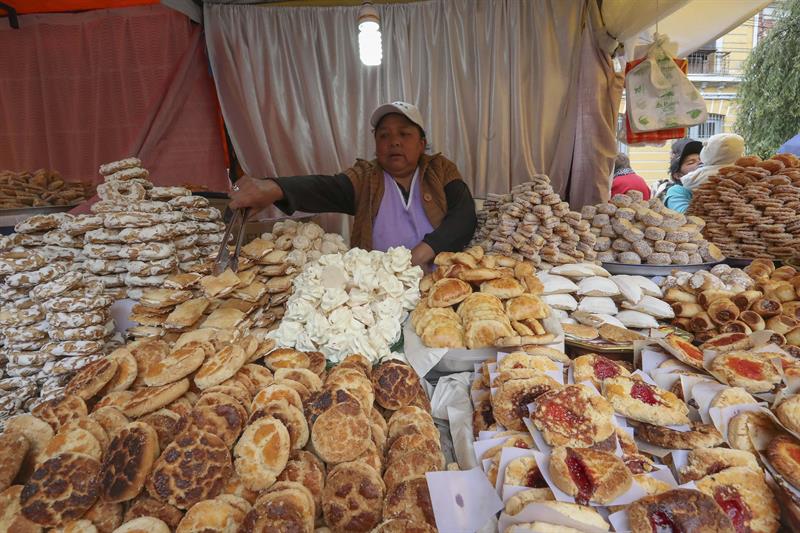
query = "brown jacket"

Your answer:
(343, 153), (462, 250)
